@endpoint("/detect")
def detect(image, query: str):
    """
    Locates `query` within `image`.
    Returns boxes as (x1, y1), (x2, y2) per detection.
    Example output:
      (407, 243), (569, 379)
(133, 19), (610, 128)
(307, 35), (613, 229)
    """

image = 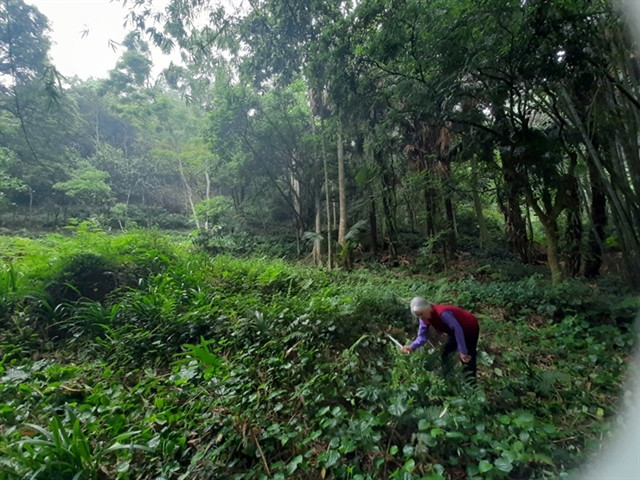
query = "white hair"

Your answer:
(410, 296), (432, 315)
